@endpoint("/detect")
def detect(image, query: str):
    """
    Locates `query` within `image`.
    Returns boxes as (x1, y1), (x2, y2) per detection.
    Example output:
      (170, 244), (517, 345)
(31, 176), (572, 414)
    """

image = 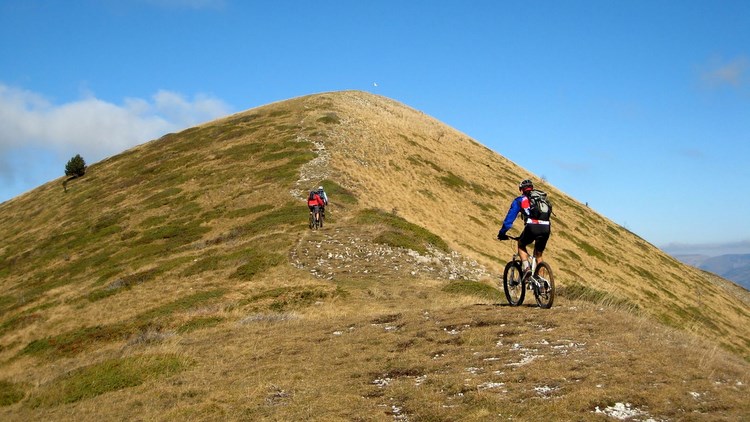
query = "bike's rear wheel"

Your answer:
(309, 212), (315, 229)
(533, 262), (555, 309)
(503, 261), (525, 306)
